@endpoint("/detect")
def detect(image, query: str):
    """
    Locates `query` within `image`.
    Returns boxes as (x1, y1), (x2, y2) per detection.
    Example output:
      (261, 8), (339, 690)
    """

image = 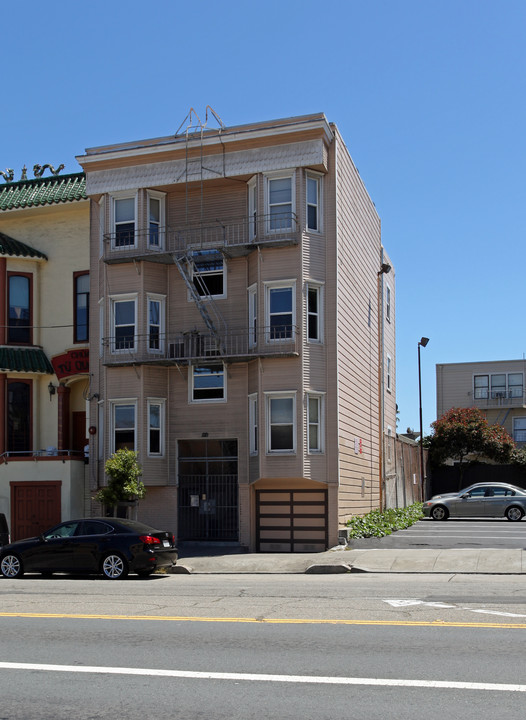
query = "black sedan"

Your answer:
(0, 518), (178, 579)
